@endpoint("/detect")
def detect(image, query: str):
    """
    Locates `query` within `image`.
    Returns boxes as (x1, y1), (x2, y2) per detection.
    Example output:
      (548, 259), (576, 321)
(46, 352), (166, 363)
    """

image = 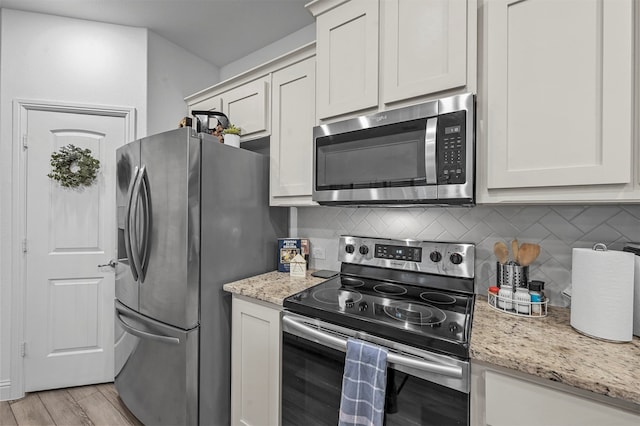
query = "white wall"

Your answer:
(0, 8), (147, 400)
(147, 31), (219, 135)
(219, 23), (315, 80)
